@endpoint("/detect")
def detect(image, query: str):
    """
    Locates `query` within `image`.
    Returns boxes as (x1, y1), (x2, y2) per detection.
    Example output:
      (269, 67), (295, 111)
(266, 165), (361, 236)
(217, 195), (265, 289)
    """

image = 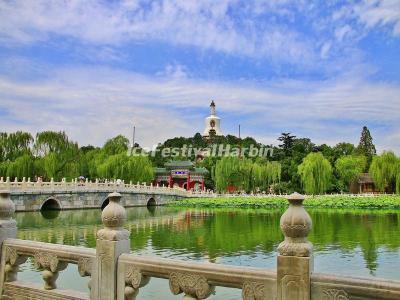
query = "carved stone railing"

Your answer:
(117, 255), (276, 299)
(0, 239), (95, 299)
(0, 189), (399, 299)
(311, 273), (400, 300)
(0, 177), (190, 197)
